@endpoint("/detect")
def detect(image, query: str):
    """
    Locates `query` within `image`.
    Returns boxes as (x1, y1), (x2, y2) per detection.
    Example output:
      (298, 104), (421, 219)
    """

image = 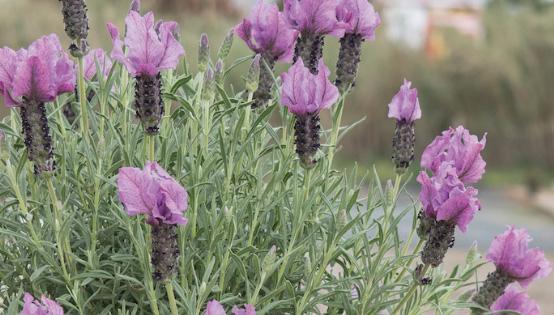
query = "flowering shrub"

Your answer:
(0, 1), (551, 315)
